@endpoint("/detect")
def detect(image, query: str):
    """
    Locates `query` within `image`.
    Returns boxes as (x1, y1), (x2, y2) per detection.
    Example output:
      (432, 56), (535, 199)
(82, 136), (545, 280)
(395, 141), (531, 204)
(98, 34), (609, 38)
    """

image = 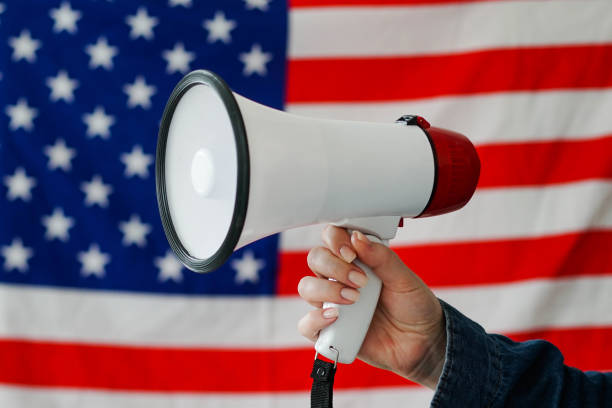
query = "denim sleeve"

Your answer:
(430, 300), (612, 407)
